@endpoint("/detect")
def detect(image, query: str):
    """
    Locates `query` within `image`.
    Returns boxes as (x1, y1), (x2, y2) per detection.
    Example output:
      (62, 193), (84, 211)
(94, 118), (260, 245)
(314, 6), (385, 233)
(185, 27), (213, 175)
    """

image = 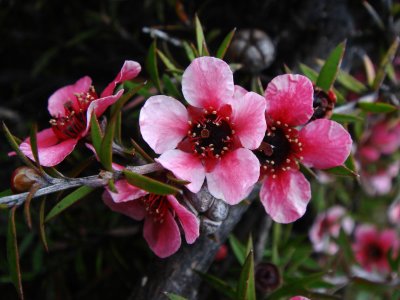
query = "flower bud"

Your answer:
(11, 166), (41, 193)
(311, 86), (336, 120)
(214, 244), (228, 261)
(255, 262), (281, 293)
